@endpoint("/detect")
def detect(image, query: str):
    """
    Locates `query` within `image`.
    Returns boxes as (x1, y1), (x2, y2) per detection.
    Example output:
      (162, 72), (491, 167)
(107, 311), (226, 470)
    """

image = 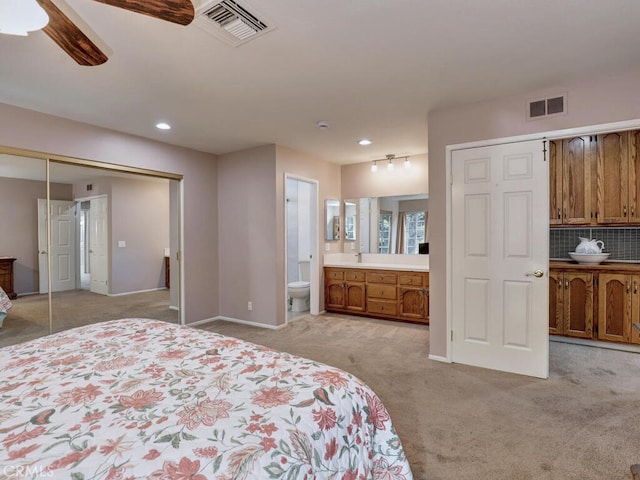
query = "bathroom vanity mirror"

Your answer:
(325, 199), (341, 241)
(354, 194), (428, 254)
(344, 200), (357, 242)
